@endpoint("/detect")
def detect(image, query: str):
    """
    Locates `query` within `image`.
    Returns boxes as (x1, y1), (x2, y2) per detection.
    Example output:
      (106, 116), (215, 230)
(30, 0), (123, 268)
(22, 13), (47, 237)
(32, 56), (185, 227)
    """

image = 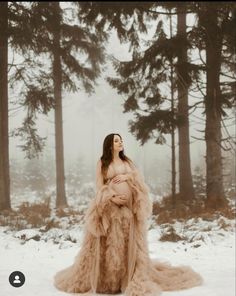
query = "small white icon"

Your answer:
(13, 275), (21, 284)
